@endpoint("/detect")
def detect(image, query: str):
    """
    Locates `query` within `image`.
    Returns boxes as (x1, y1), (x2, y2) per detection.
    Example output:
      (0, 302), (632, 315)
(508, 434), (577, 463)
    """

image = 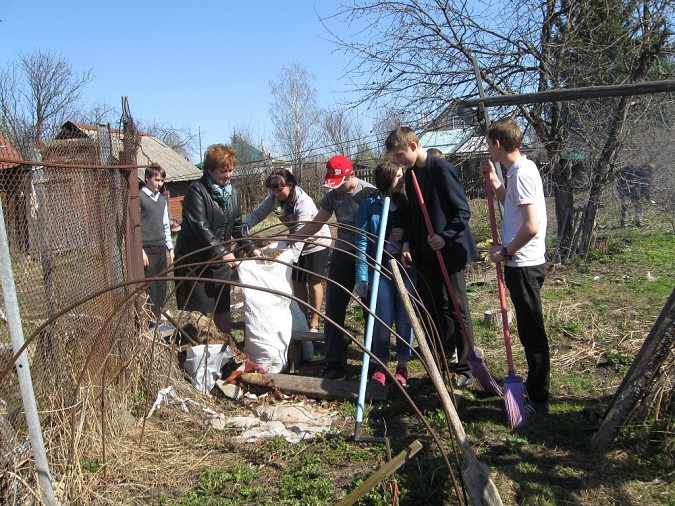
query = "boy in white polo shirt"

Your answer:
(480, 118), (550, 414)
